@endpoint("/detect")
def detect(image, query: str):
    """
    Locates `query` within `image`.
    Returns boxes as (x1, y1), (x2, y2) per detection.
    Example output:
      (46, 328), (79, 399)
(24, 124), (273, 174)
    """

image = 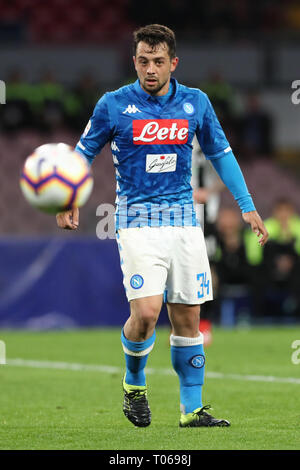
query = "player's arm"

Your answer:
(196, 92), (268, 246)
(210, 152), (268, 246)
(56, 93), (113, 230)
